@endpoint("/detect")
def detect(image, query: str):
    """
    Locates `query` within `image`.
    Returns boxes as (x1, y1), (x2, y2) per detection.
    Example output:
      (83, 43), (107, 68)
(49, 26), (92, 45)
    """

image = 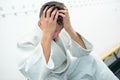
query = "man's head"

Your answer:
(39, 1), (65, 25)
